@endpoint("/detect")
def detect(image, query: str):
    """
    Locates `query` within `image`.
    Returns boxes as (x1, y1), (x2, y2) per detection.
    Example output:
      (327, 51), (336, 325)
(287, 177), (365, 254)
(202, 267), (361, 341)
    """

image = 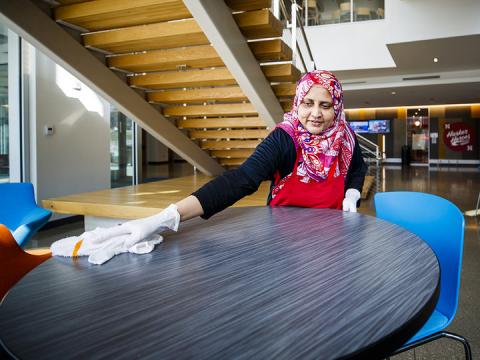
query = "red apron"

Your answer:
(269, 150), (344, 209)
